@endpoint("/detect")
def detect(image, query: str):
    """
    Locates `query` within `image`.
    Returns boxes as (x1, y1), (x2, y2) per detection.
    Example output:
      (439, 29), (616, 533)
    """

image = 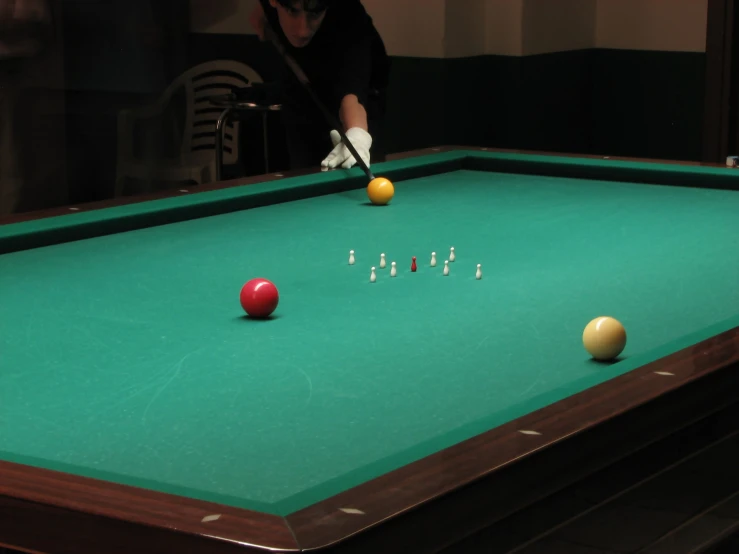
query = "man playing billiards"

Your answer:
(250, 0), (390, 171)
